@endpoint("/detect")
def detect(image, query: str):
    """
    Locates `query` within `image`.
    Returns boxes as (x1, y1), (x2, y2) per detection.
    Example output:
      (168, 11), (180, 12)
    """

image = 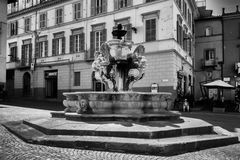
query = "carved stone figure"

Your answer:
(76, 99), (93, 114)
(92, 41), (147, 92)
